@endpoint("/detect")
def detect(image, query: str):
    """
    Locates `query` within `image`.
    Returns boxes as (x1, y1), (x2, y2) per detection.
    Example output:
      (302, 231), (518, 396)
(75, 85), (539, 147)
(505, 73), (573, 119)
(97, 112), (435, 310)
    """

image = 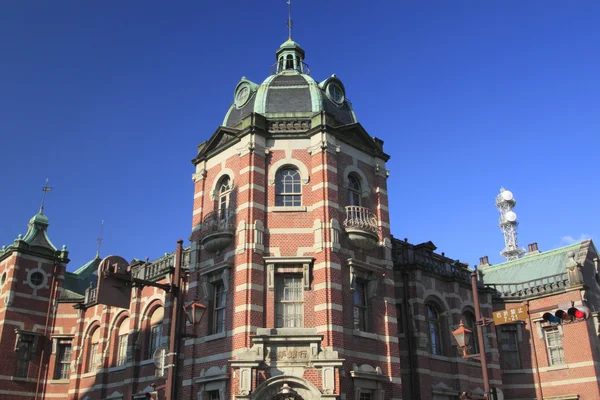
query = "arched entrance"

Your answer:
(250, 376), (321, 400)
